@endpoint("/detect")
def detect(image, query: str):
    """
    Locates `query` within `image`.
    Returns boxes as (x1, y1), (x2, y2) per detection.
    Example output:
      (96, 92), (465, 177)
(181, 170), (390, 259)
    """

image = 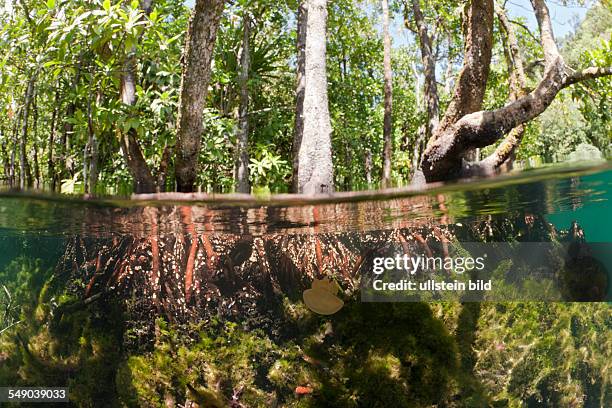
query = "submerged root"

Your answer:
(55, 212), (465, 337)
(52, 207), (578, 345)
